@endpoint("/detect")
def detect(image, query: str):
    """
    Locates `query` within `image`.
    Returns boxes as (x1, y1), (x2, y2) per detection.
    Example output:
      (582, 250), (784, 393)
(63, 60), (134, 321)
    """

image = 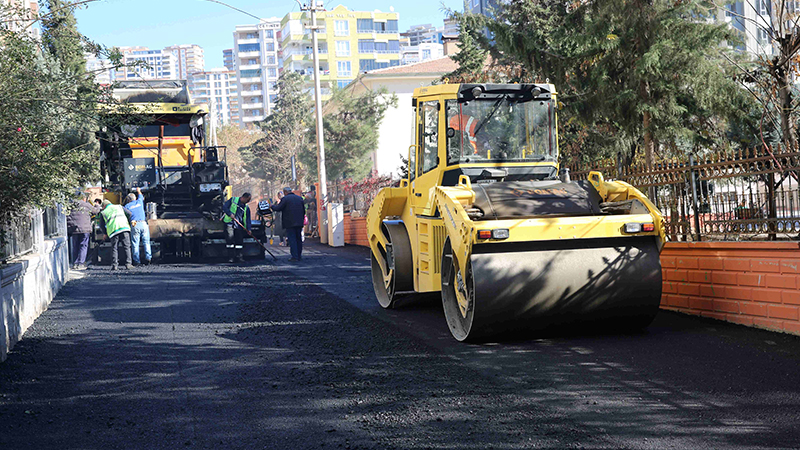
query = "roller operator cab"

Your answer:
(367, 83), (666, 342)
